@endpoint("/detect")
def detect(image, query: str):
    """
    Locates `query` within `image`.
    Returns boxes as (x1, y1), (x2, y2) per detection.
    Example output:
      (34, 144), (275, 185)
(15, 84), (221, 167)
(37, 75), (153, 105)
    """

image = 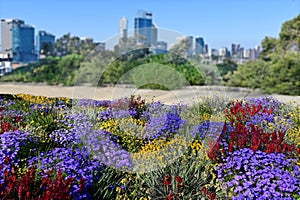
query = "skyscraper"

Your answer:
(119, 16), (128, 44)
(231, 43), (240, 57)
(134, 10), (157, 47)
(195, 37), (205, 55)
(1, 18), (35, 62)
(204, 44), (208, 55)
(187, 36), (193, 56)
(219, 47), (229, 57)
(1, 19), (24, 58)
(36, 30), (55, 58)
